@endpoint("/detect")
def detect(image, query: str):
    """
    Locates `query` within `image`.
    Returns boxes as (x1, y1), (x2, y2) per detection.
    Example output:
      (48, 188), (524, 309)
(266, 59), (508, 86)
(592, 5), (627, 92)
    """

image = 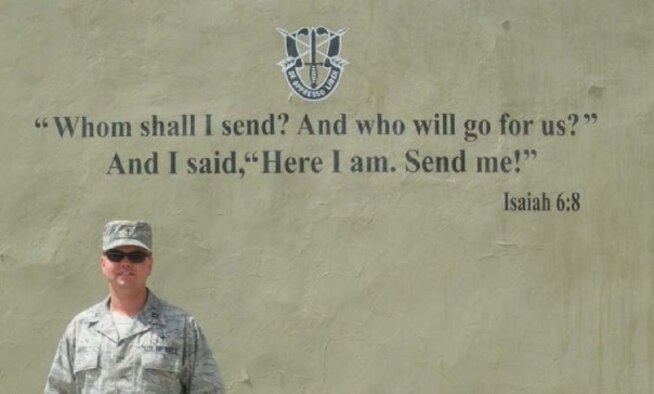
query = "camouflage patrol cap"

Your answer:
(102, 220), (152, 252)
